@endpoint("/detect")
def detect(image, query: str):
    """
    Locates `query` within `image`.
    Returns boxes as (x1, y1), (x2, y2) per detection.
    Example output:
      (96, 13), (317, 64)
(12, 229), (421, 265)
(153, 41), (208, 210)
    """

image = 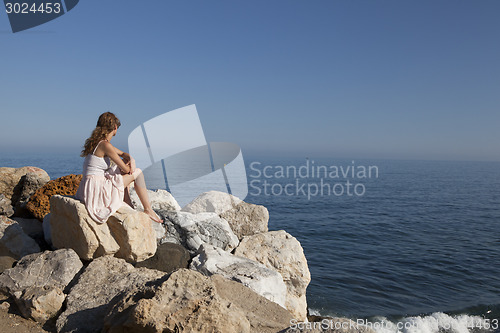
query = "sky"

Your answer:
(0, 0), (499, 161)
